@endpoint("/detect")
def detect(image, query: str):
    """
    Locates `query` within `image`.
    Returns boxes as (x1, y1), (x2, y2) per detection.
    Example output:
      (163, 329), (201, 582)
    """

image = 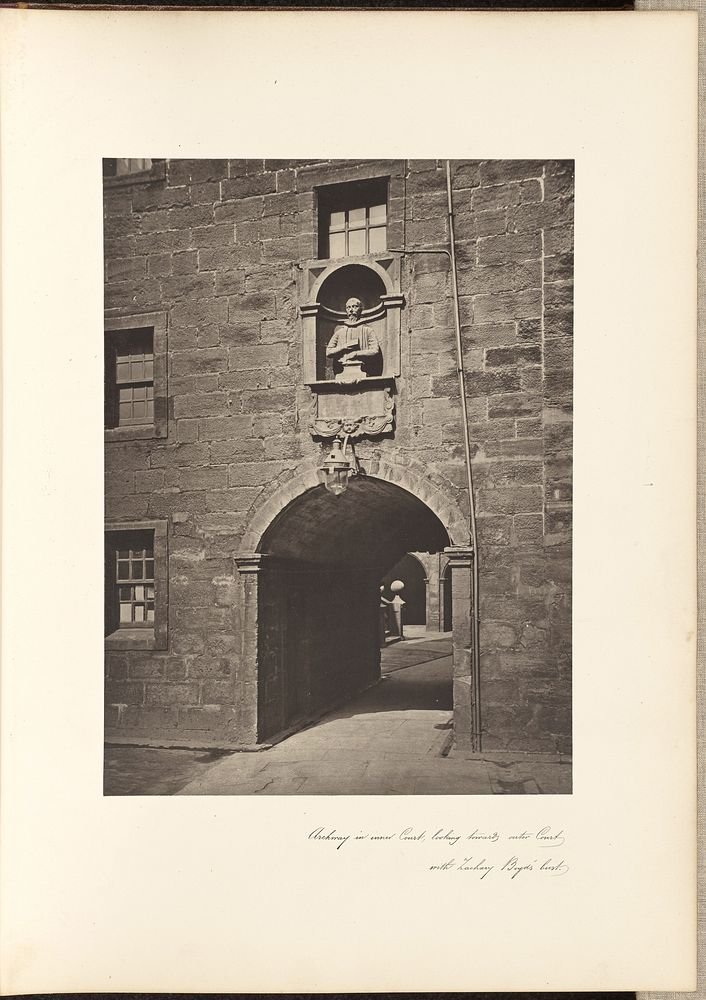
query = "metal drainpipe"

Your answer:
(387, 160), (482, 752)
(445, 160), (482, 753)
